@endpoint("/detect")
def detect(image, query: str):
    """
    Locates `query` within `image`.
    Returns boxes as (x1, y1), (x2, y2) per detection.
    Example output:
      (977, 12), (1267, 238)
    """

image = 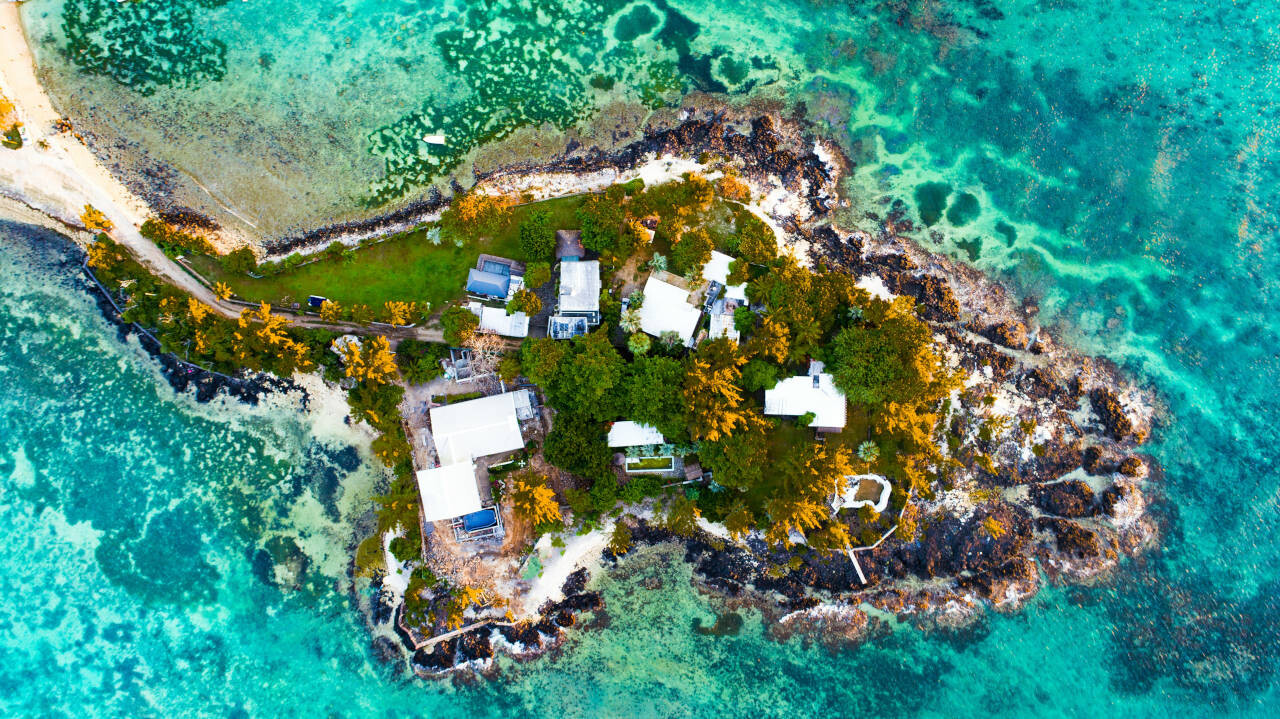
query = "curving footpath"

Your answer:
(0, 5), (454, 345)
